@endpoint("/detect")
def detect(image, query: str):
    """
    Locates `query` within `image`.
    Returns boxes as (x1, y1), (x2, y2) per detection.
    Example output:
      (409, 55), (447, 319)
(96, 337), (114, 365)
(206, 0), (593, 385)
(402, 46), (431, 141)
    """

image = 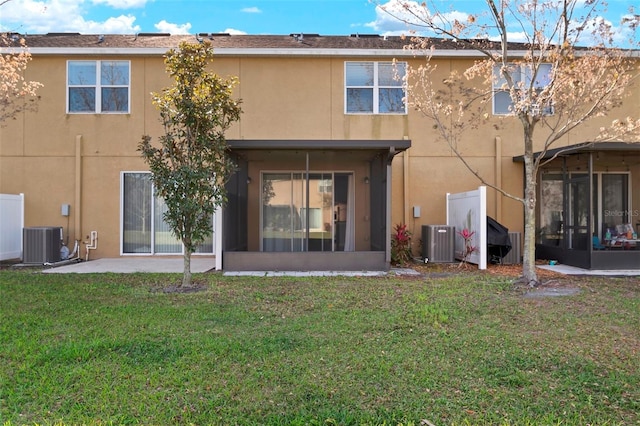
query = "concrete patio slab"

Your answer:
(35, 258), (640, 277)
(39, 258), (392, 276)
(42, 258), (216, 274)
